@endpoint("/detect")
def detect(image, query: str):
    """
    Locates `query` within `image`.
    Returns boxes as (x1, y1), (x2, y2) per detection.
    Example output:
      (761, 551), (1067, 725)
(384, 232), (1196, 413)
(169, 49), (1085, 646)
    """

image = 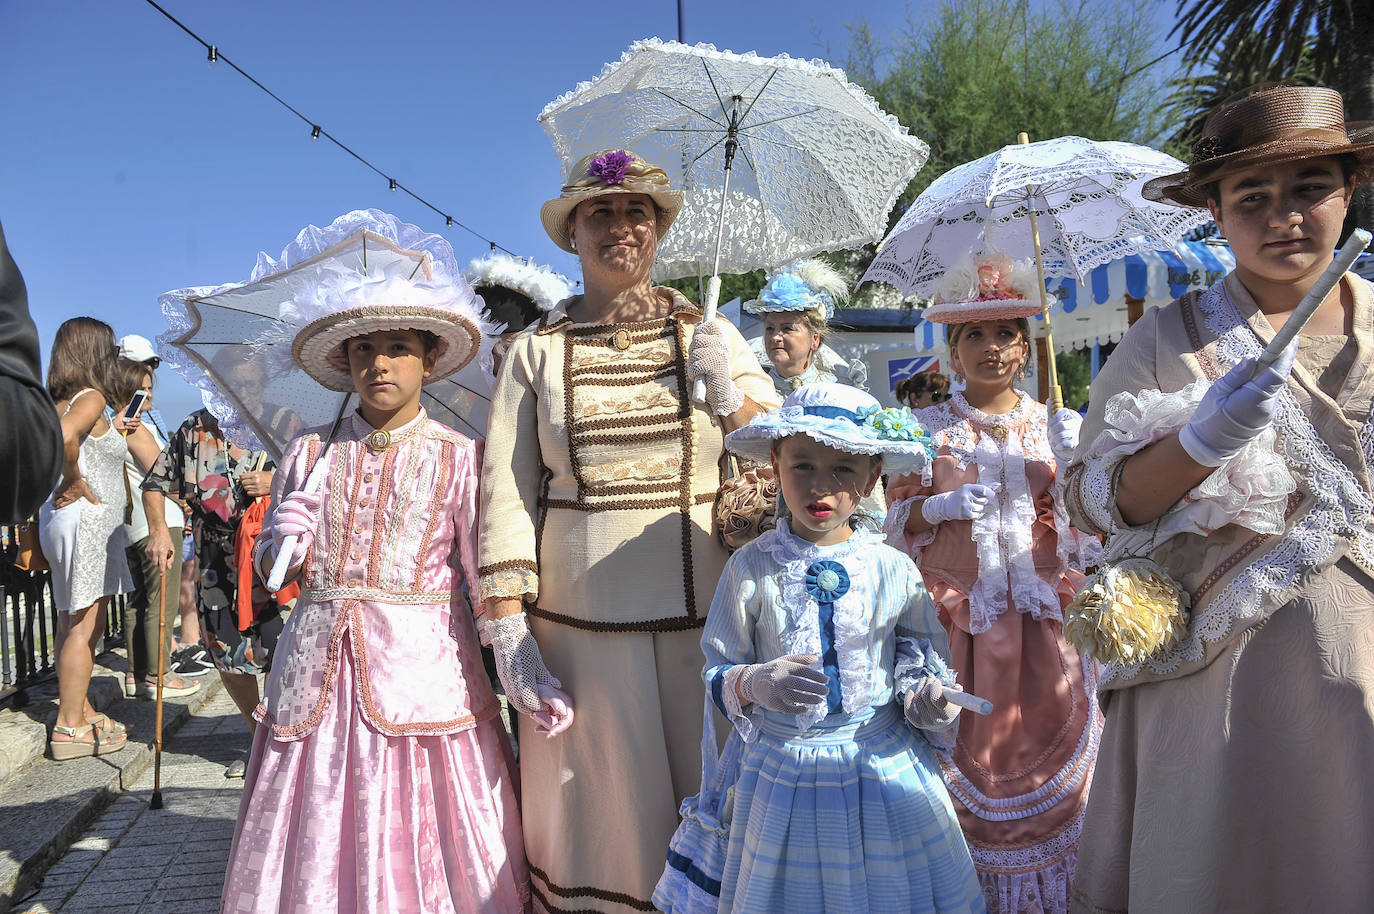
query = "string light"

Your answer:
(141, 0), (518, 255)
